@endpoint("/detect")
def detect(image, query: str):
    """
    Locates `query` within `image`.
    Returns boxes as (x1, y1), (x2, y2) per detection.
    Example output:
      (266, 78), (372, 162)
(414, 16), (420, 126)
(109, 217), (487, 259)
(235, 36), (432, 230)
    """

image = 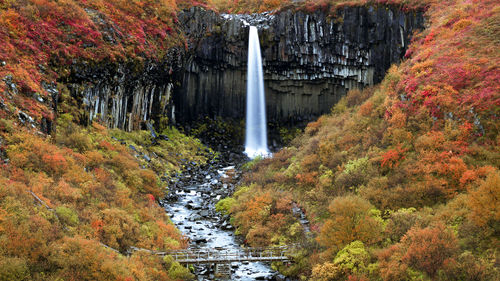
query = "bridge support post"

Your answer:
(214, 263), (231, 279)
